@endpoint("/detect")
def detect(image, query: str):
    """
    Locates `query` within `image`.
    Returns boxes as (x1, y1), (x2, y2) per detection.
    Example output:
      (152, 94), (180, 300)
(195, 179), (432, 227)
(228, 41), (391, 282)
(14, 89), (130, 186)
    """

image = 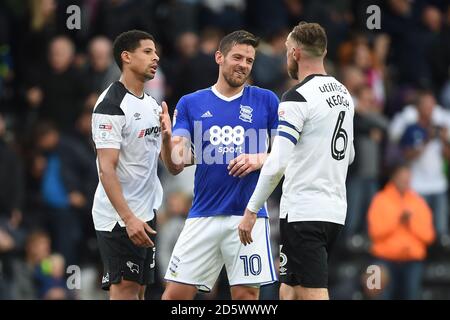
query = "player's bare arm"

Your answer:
(97, 148), (156, 247)
(159, 101), (194, 175)
(238, 136), (295, 245)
